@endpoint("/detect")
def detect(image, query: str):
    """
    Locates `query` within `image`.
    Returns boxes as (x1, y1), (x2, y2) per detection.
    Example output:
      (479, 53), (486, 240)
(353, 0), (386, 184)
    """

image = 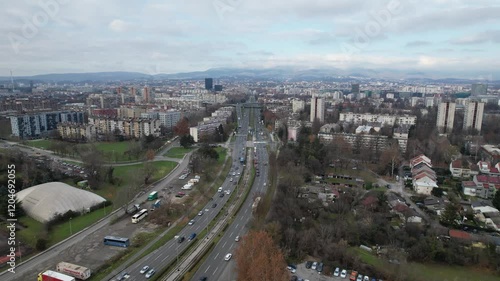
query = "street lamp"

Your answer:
(69, 217), (73, 235)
